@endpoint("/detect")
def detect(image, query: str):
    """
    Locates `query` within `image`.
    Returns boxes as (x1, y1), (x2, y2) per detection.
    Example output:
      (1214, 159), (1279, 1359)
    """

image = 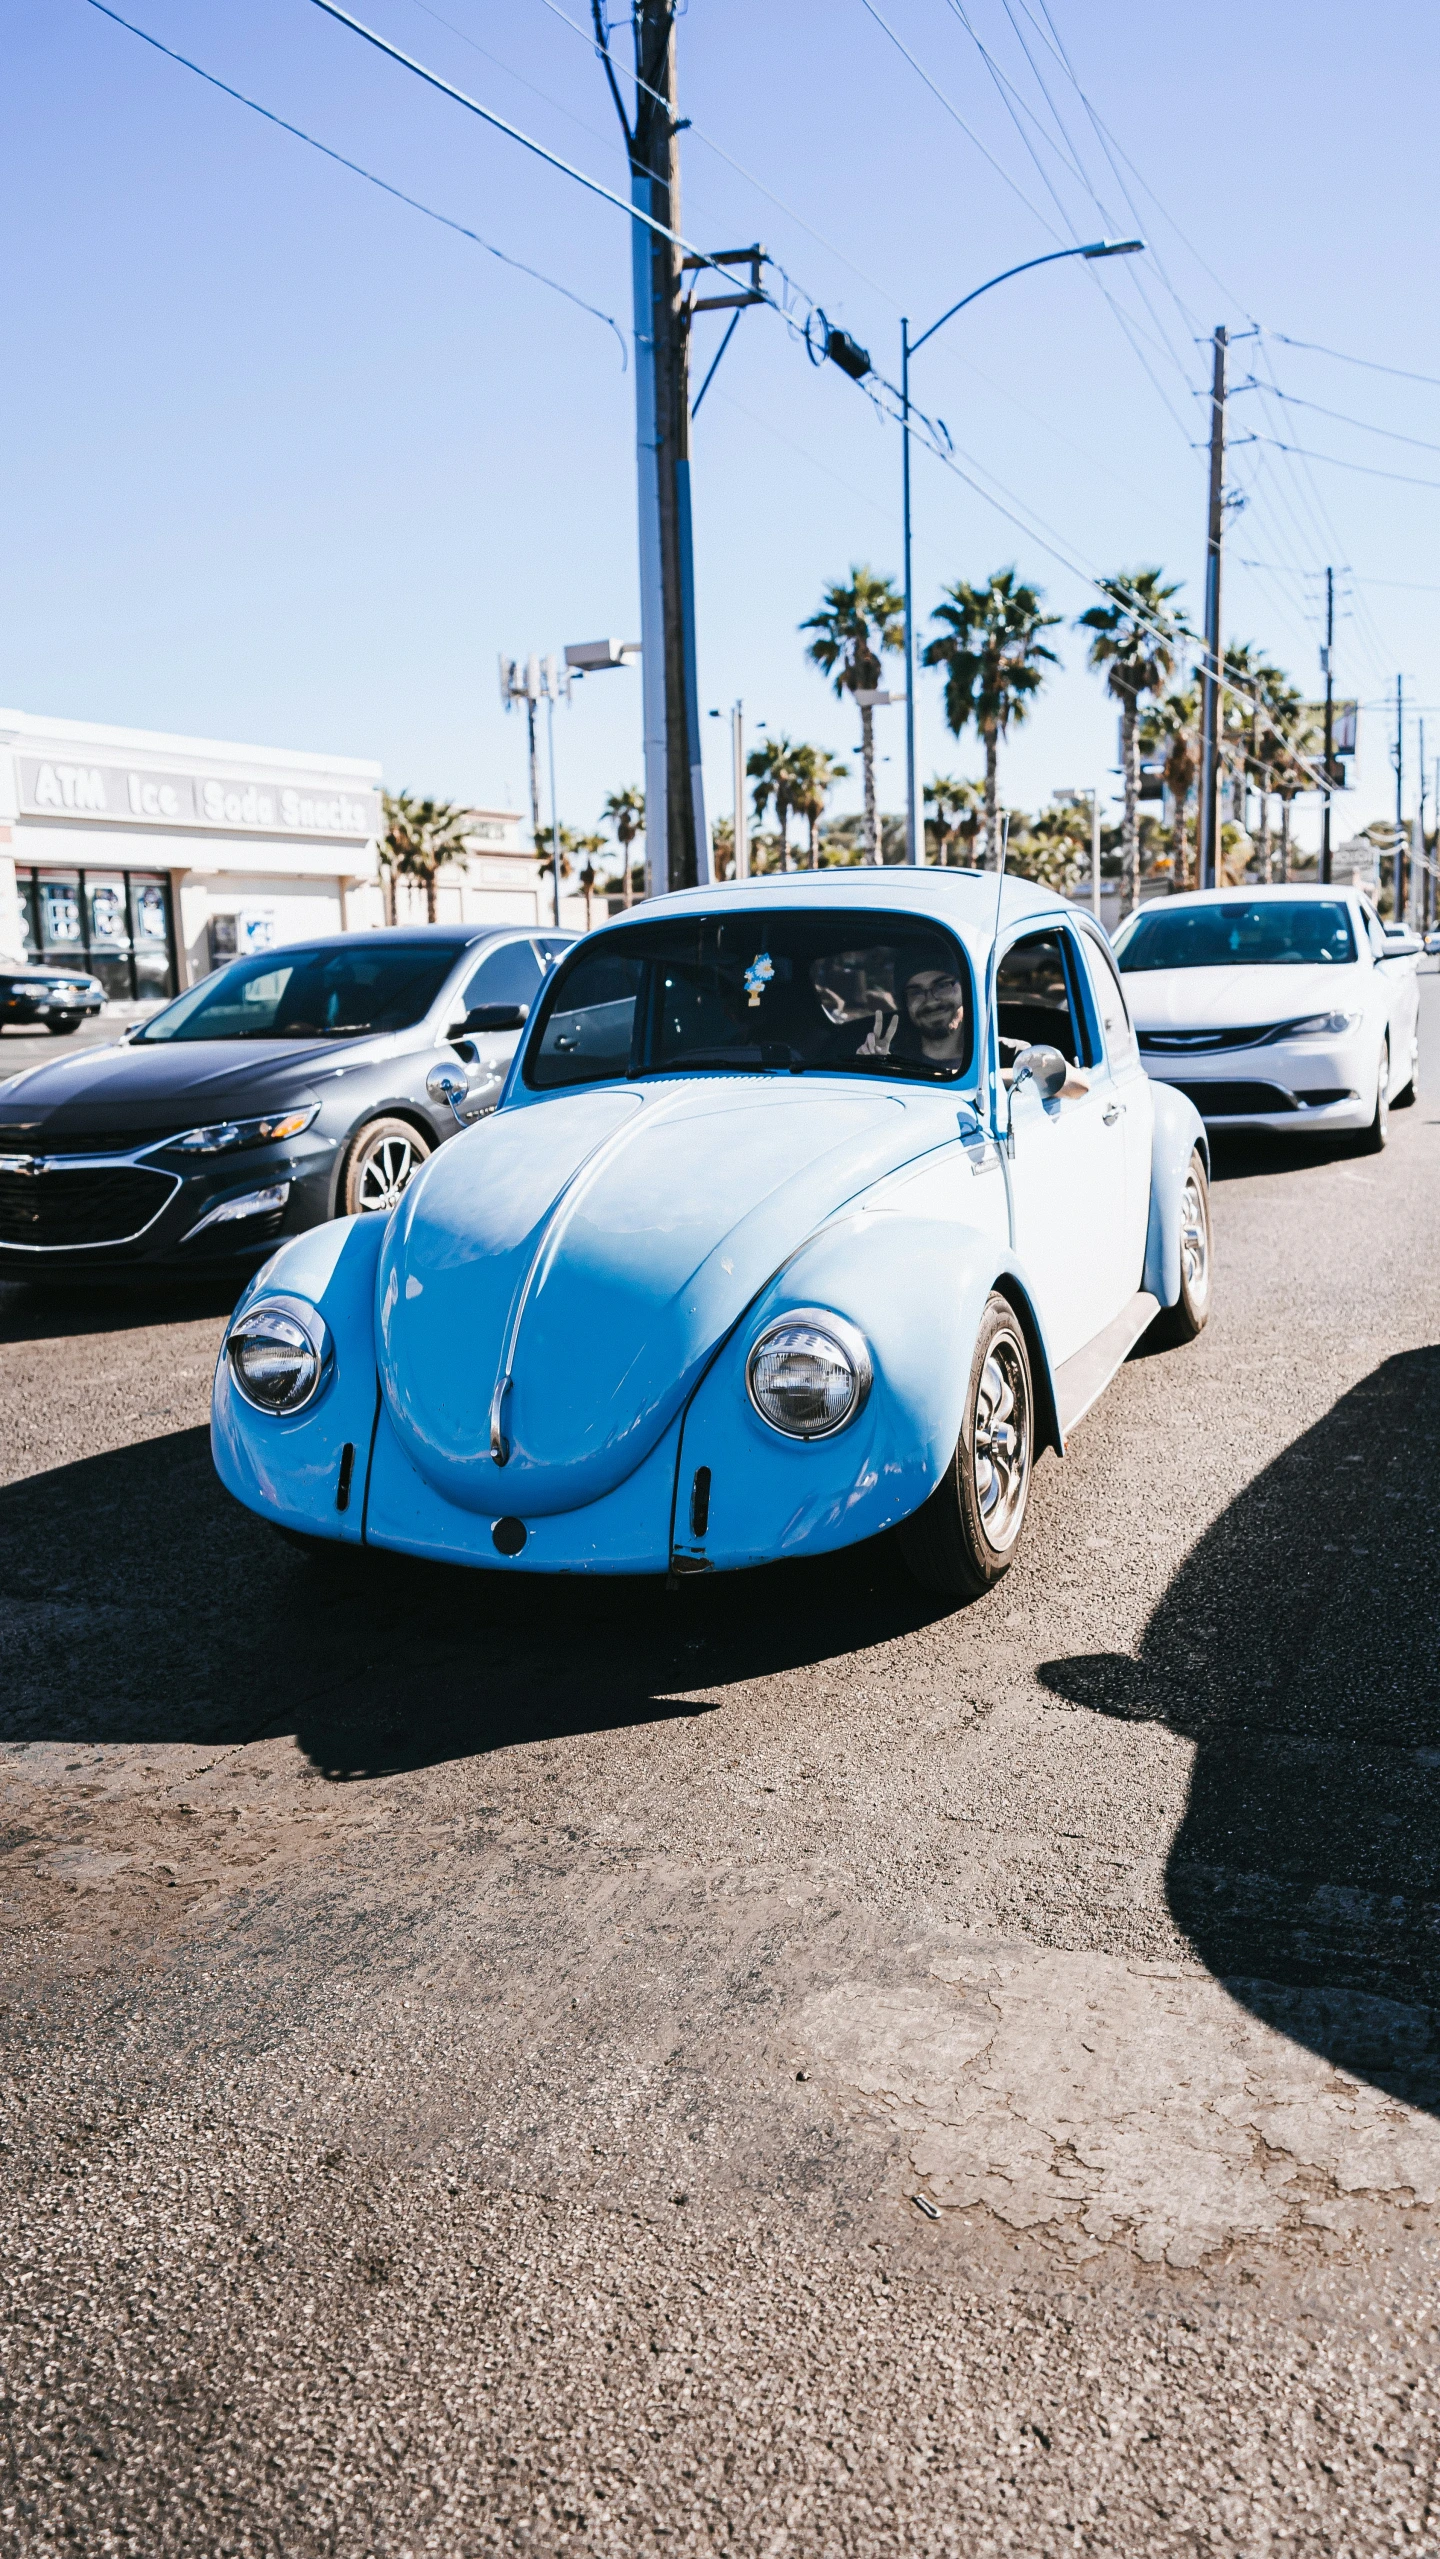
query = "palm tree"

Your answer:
(381, 790), (472, 924)
(801, 567), (904, 864)
(572, 828), (607, 929)
(1139, 686), (1200, 892)
(924, 772), (983, 865)
(925, 570), (1061, 867)
(1078, 570), (1186, 917)
(602, 785), (645, 909)
(789, 745), (850, 868)
(1010, 801), (1090, 895)
(747, 734), (809, 872)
